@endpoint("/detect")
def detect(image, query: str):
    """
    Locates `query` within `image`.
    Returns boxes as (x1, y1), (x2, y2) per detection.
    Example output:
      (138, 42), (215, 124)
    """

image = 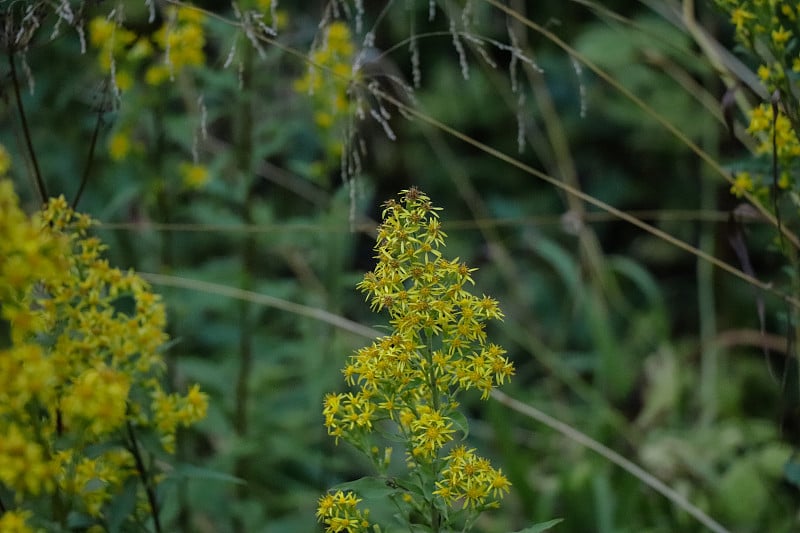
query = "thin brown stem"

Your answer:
(72, 80), (109, 210)
(8, 50), (46, 202)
